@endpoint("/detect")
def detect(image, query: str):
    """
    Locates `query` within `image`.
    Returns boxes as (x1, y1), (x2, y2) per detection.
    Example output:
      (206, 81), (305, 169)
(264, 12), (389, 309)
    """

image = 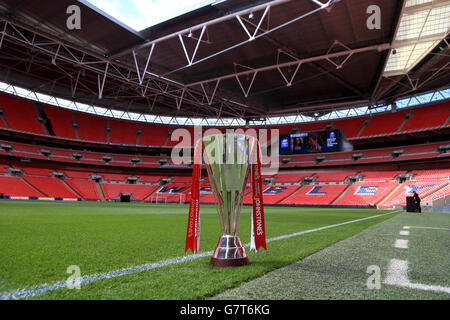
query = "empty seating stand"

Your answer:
(243, 185), (299, 204)
(64, 179), (100, 201)
(22, 176), (79, 198)
(139, 124), (171, 146)
(380, 180), (447, 208)
(412, 169), (449, 180)
(109, 119), (140, 145)
(423, 183), (449, 203)
(0, 92), (448, 146)
(314, 171), (356, 182)
(0, 176), (43, 197)
(100, 183), (159, 201)
(274, 173), (312, 184)
(73, 112), (108, 143)
(401, 102), (449, 132)
(281, 184), (348, 205)
(360, 171), (403, 181)
(334, 181), (398, 206)
(359, 110), (409, 137)
(0, 93), (44, 134)
(43, 105), (78, 139)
